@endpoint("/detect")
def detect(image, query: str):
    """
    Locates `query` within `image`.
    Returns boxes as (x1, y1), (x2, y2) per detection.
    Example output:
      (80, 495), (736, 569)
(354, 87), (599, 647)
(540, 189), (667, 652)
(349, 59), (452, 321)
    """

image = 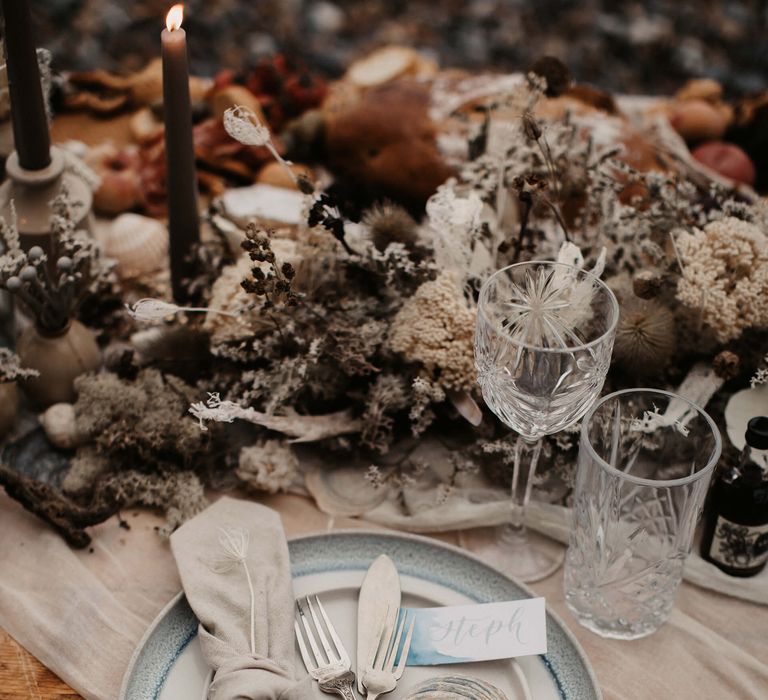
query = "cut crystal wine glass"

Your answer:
(466, 261), (619, 582)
